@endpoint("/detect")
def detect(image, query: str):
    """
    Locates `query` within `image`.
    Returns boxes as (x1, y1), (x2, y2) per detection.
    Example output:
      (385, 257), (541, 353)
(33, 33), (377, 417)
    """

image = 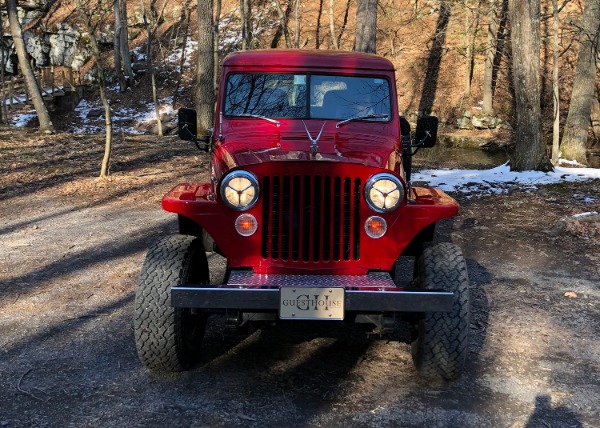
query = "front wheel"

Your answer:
(134, 235), (209, 371)
(411, 242), (470, 380)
